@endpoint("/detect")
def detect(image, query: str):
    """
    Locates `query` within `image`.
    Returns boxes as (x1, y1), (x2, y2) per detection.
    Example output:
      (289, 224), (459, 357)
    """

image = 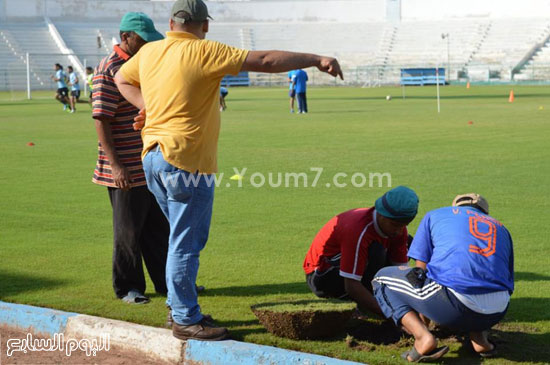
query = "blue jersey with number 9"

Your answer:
(409, 206), (514, 295)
